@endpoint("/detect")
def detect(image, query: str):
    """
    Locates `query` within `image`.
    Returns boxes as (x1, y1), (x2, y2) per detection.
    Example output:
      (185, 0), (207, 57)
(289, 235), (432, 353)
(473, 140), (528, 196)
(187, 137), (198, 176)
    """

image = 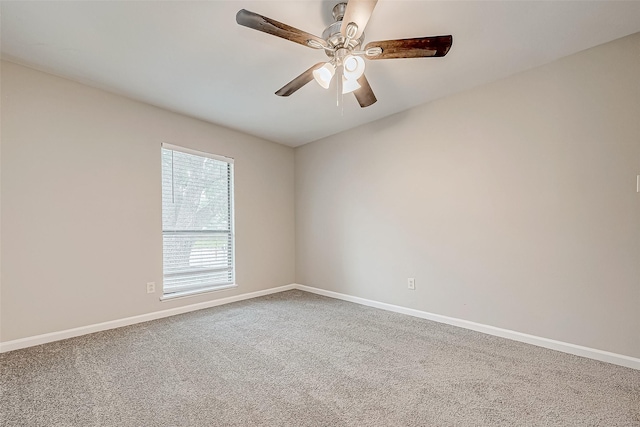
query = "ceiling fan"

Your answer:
(236, 0), (453, 108)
